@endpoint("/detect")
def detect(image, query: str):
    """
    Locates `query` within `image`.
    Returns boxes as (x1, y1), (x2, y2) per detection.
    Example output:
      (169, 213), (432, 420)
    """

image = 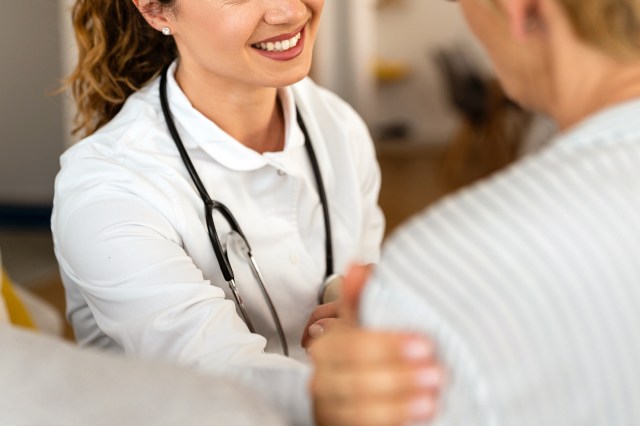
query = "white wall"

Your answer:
(314, 0), (378, 123)
(0, 0), (67, 204)
(316, 0), (493, 145)
(375, 0), (492, 144)
(59, 0), (78, 149)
